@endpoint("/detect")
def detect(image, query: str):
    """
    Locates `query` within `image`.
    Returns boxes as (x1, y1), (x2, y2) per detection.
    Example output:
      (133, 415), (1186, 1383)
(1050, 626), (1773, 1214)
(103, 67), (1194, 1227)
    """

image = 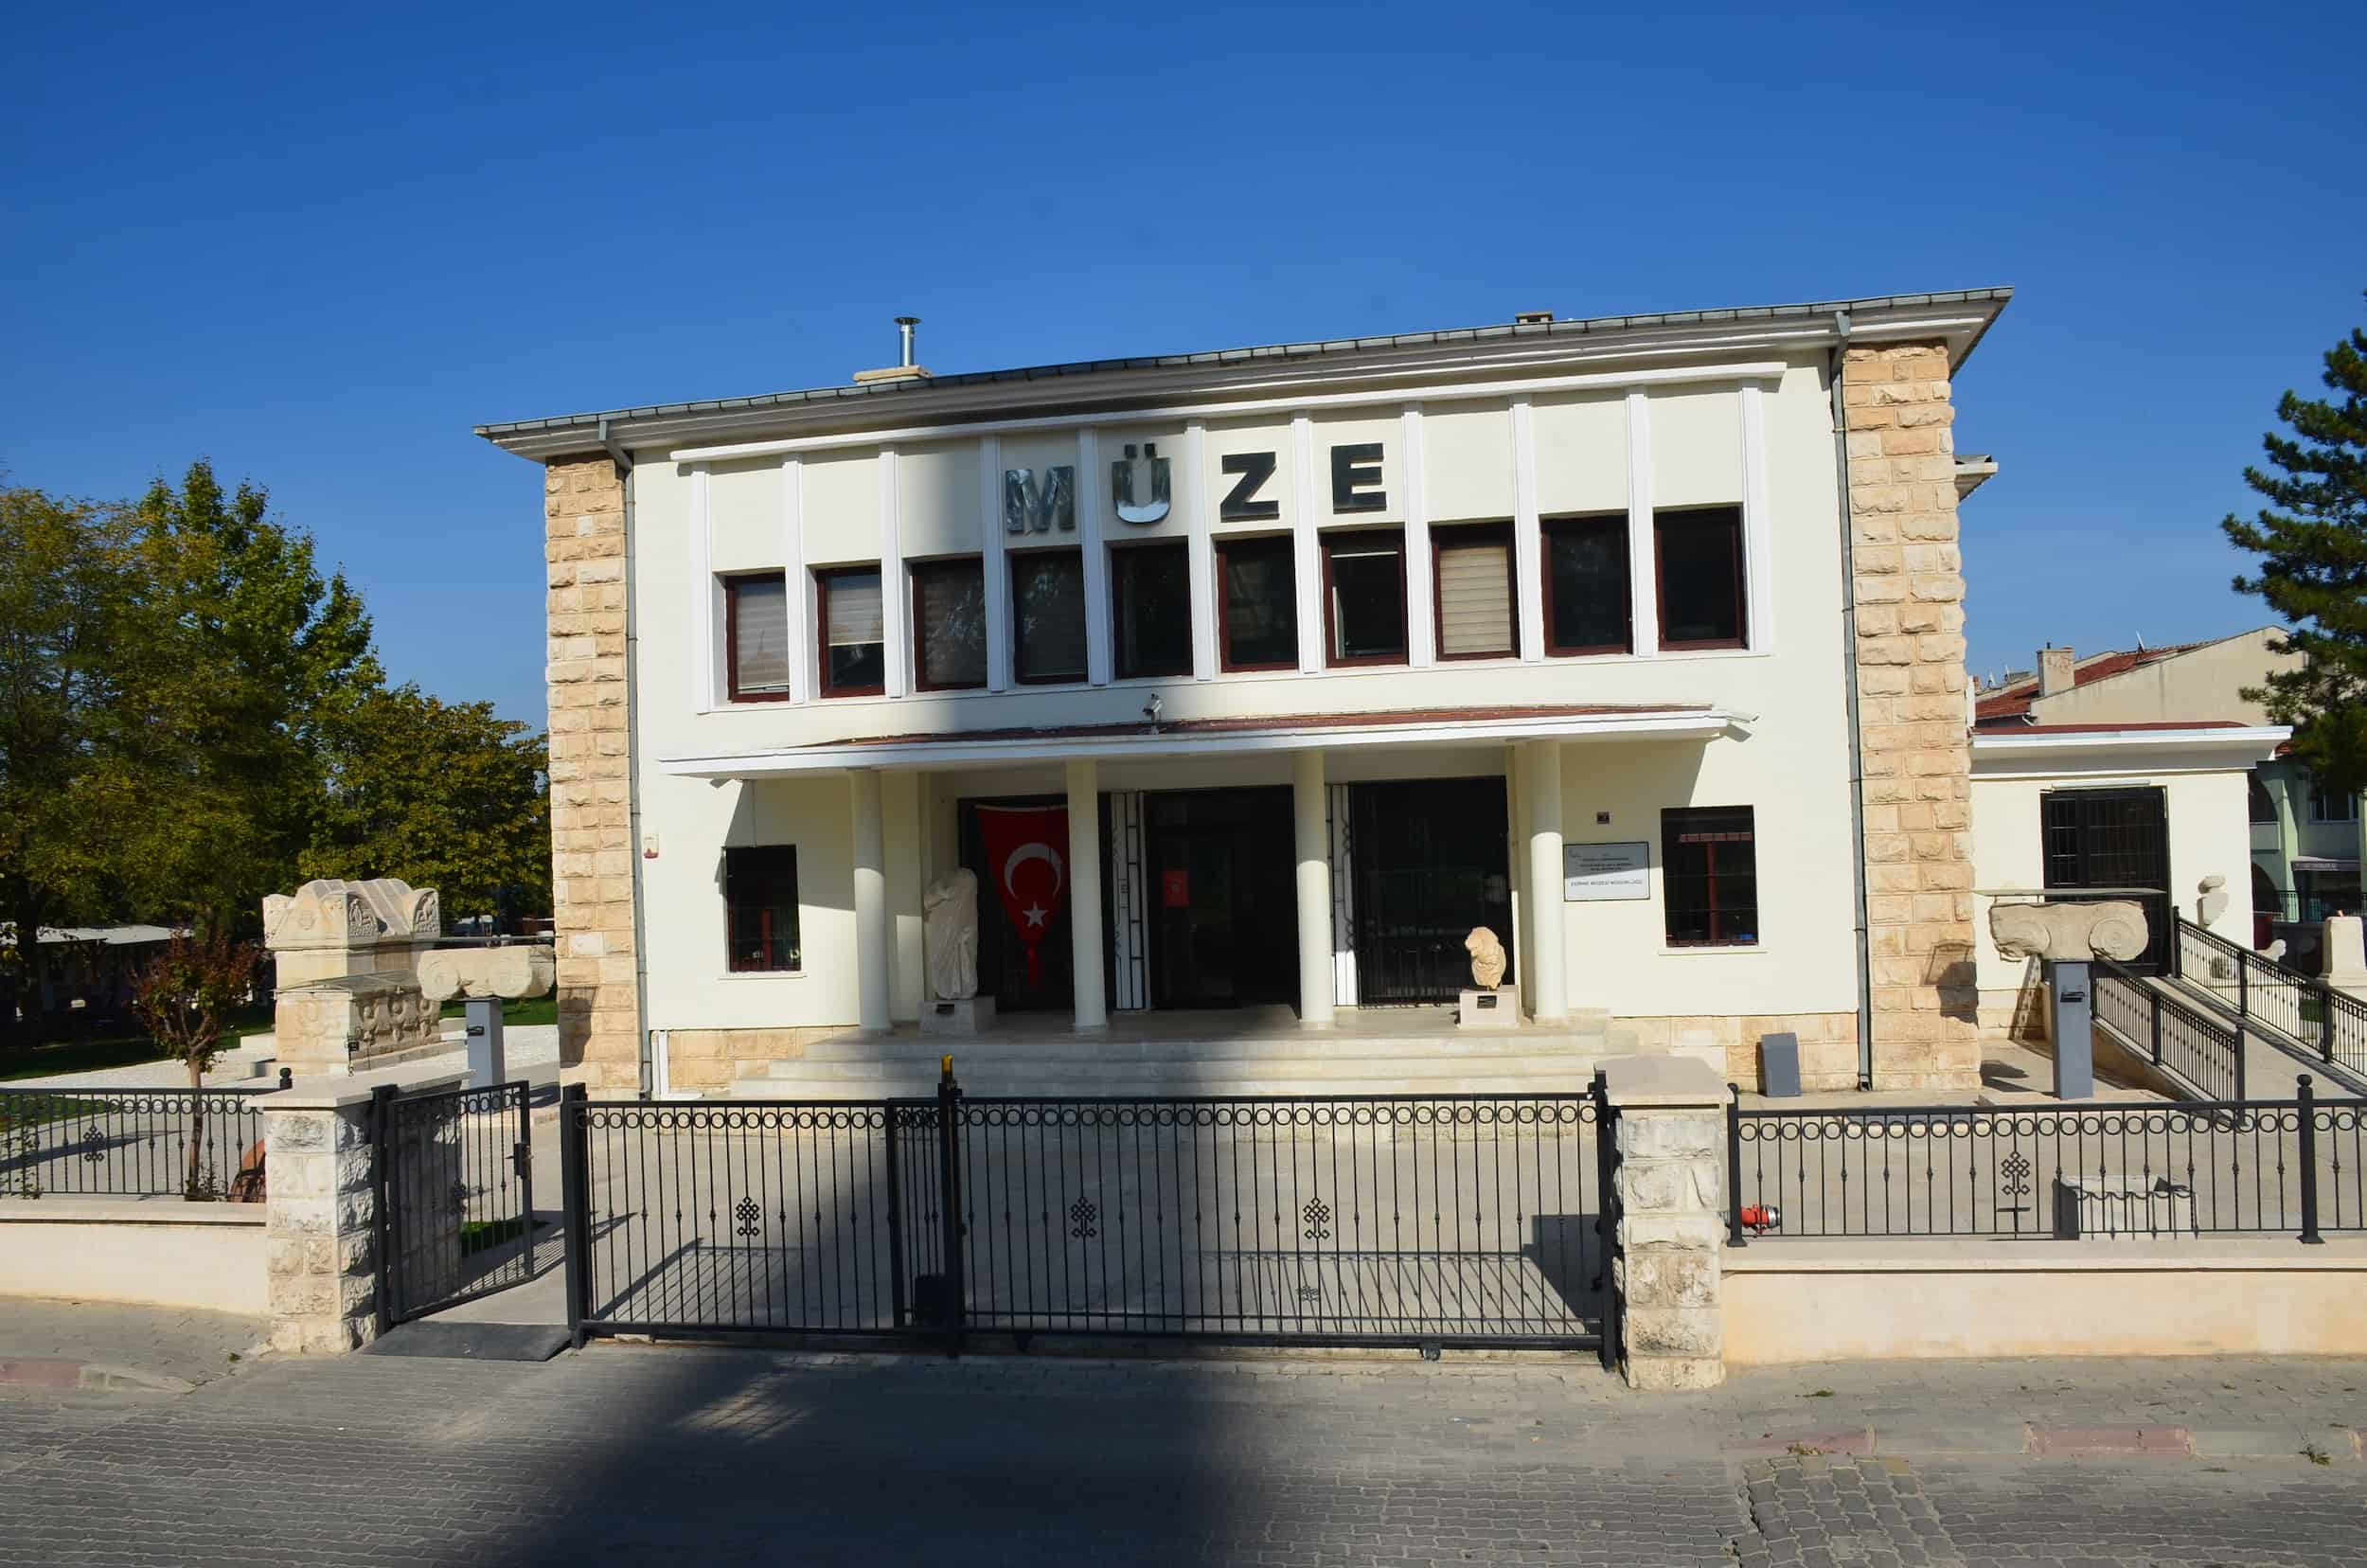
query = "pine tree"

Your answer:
(2224, 295), (2367, 795)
